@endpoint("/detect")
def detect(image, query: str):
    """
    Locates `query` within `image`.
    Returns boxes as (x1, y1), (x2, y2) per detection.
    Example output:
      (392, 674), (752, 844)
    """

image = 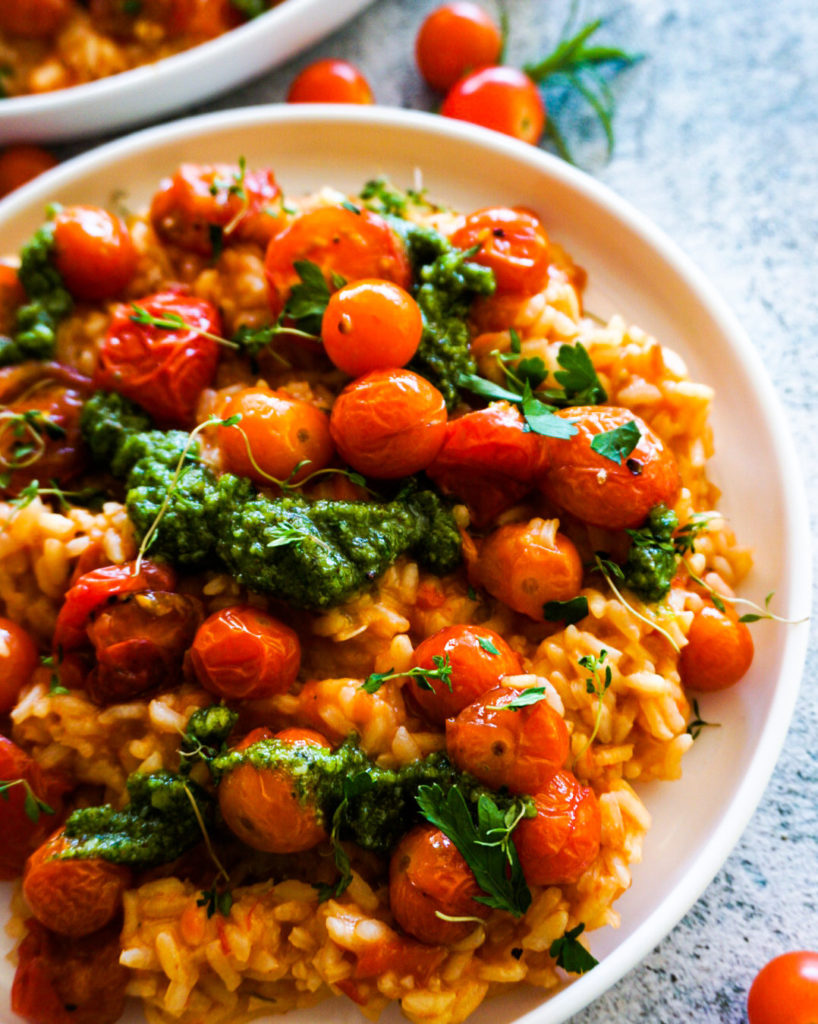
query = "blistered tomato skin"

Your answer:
(190, 606), (301, 700)
(330, 368), (447, 479)
(0, 146), (58, 198)
(446, 685), (569, 793)
(541, 406), (681, 530)
(747, 951), (818, 1024)
(53, 206), (138, 302)
(0, 617), (38, 714)
(287, 59), (374, 104)
(450, 207), (550, 295)
(0, 737), (65, 881)
(441, 67), (545, 145)
(679, 602), (754, 691)
(415, 3), (503, 92)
